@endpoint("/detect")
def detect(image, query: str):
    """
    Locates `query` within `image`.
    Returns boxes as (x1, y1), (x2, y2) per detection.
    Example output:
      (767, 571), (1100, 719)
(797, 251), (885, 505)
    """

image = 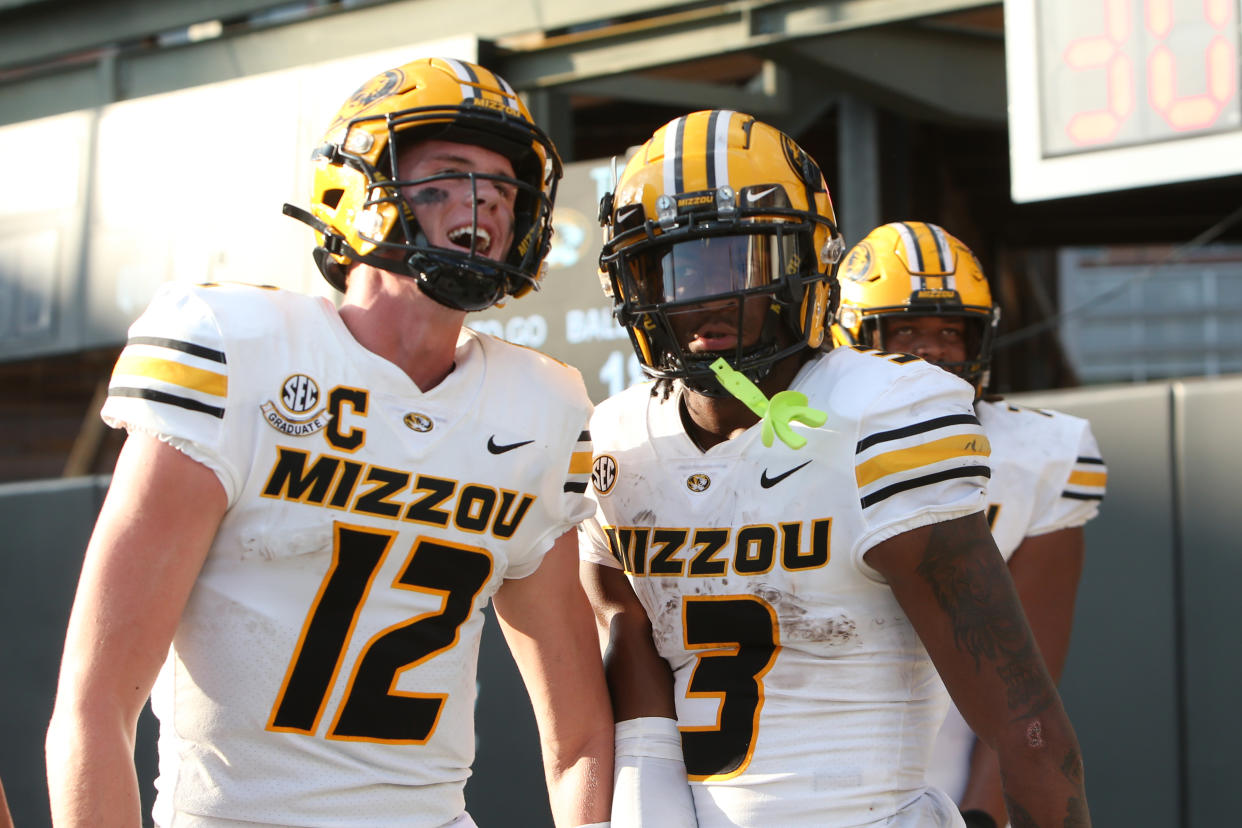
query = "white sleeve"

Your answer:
(100, 282), (248, 504)
(852, 366), (991, 577)
(1027, 419), (1106, 536)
